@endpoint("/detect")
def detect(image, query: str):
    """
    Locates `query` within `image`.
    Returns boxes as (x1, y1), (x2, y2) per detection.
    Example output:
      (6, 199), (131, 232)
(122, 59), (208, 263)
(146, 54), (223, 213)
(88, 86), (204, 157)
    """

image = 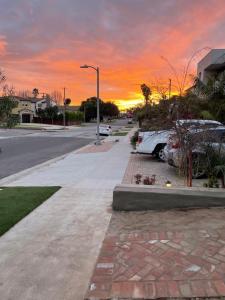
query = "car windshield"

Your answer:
(192, 129), (225, 143)
(175, 120), (221, 130)
(180, 123), (220, 129)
